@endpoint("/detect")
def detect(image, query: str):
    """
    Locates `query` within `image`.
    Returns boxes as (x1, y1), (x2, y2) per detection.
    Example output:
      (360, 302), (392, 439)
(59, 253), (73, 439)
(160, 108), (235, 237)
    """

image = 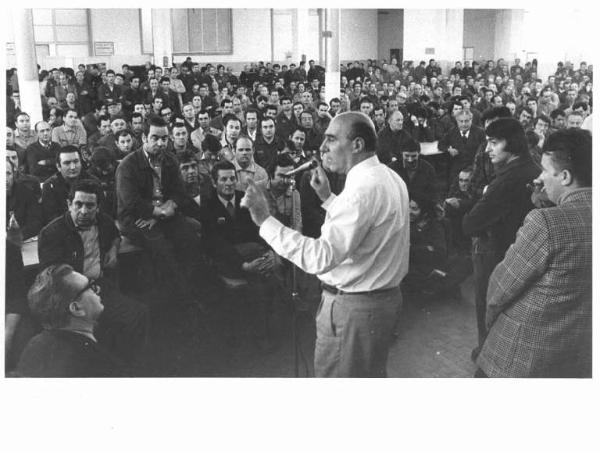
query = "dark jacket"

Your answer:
(254, 136), (285, 171)
(16, 329), (122, 377)
(24, 141), (61, 181)
(438, 126), (486, 176)
(462, 155), (539, 258)
(6, 180), (43, 241)
(390, 159), (437, 201)
(203, 191), (262, 246)
(38, 211), (119, 273)
(41, 171), (103, 226)
(115, 148), (186, 231)
(377, 127), (419, 165)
